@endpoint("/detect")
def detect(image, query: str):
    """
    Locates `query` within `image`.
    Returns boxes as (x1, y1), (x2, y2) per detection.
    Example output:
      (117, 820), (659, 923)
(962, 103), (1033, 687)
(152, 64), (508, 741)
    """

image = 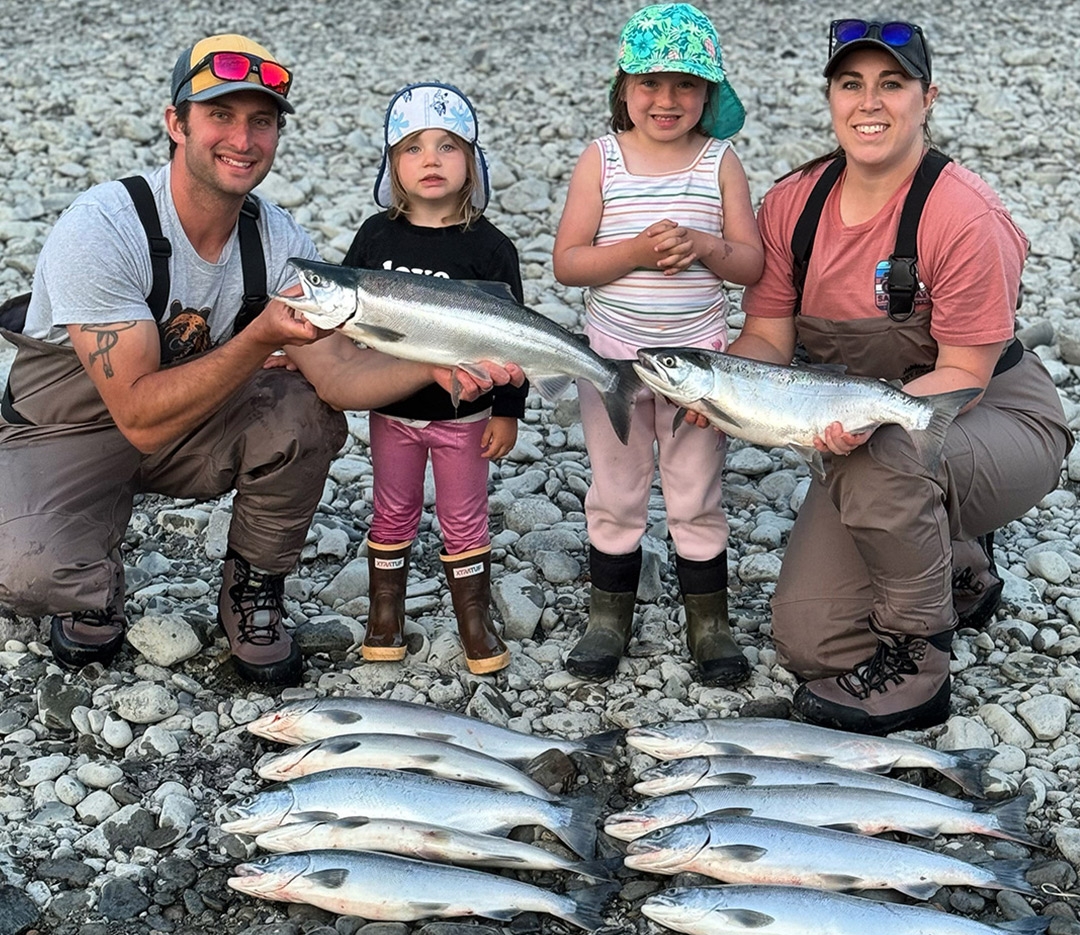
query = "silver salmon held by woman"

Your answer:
(641, 884), (1051, 935)
(217, 766), (599, 857)
(625, 717), (994, 796)
(633, 348), (979, 479)
(254, 817), (619, 880)
(280, 258), (643, 444)
(623, 816), (1035, 898)
(634, 754), (993, 810)
(247, 696), (622, 766)
(256, 732), (558, 800)
(604, 784), (1034, 844)
(228, 849), (616, 930)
